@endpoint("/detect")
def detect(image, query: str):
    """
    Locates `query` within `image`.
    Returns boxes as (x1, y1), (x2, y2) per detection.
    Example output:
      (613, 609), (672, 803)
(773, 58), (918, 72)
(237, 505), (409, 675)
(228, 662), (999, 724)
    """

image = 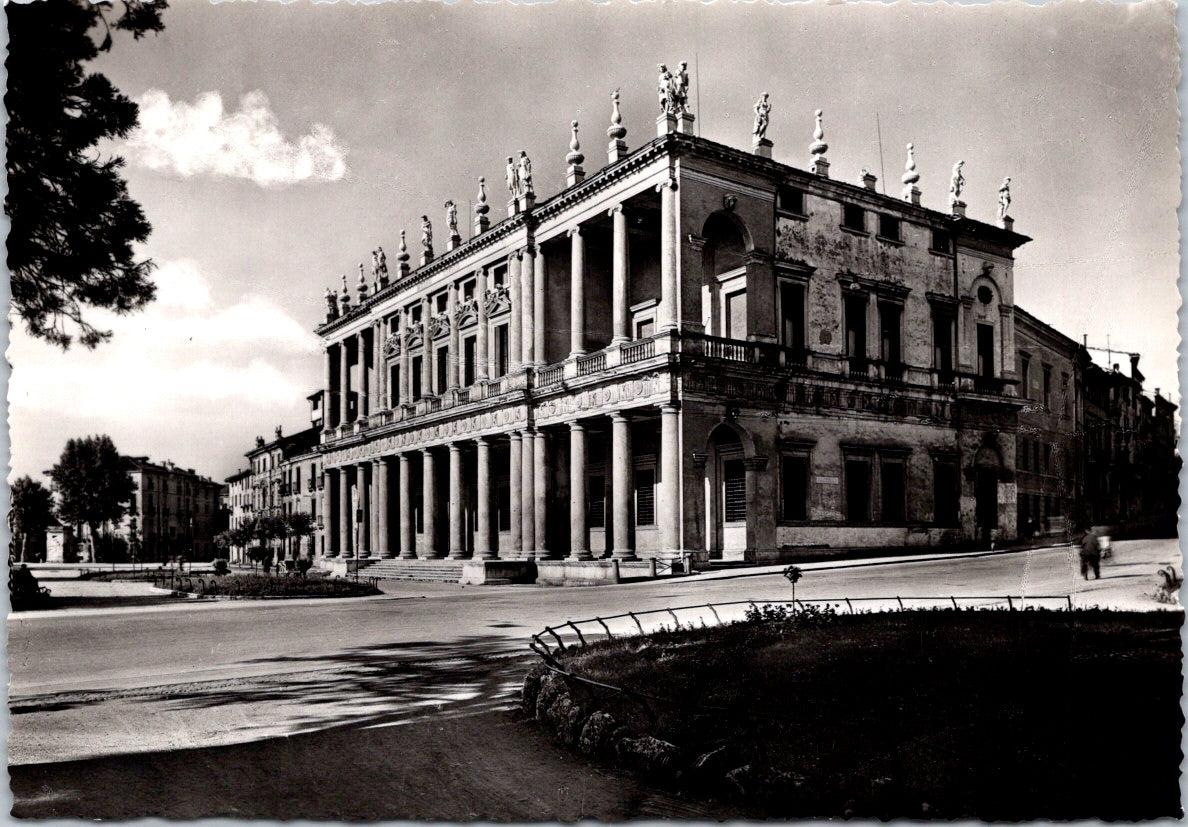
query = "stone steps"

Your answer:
(358, 559), (466, 583)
